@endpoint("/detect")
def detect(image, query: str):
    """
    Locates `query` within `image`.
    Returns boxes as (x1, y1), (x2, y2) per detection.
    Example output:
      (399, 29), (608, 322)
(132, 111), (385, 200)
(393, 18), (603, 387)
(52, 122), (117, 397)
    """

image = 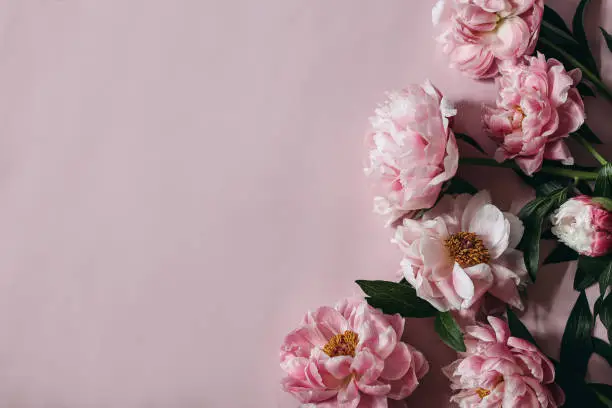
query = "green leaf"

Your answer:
(601, 27), (612, 52)
(596, 296), (604, 317)
(445, 177), (478, 195)
(455, 132), (486, 154)
(572, 0), (600, 77)
(543, 5), (572, 35)
(435, 311), (466, 352)
(356, 280), (439, 318)
(593, 197), (612, 211)
(575, 256), (605, 290)
(555, 363), (608, 408)
(561, 291), (594, 378)
(590, 384), (612, 407)
(600, 294), (612, 330)
(576, 180), (595, 196)
(593, 337), (612, 366)
(507, 307), (538, 346)
(595, 163), (612, 198)
(518, 188), (568, 281)
(600, 260), (612, 296)
(544, 243), (579, 265)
